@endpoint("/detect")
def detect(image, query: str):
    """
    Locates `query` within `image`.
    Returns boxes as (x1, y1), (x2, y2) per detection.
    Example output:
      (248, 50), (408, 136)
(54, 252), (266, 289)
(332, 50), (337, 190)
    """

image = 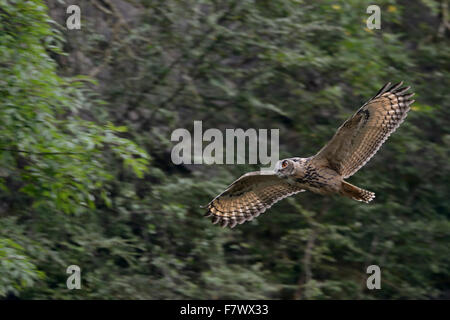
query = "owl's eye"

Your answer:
(282, 160), (288, 168)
